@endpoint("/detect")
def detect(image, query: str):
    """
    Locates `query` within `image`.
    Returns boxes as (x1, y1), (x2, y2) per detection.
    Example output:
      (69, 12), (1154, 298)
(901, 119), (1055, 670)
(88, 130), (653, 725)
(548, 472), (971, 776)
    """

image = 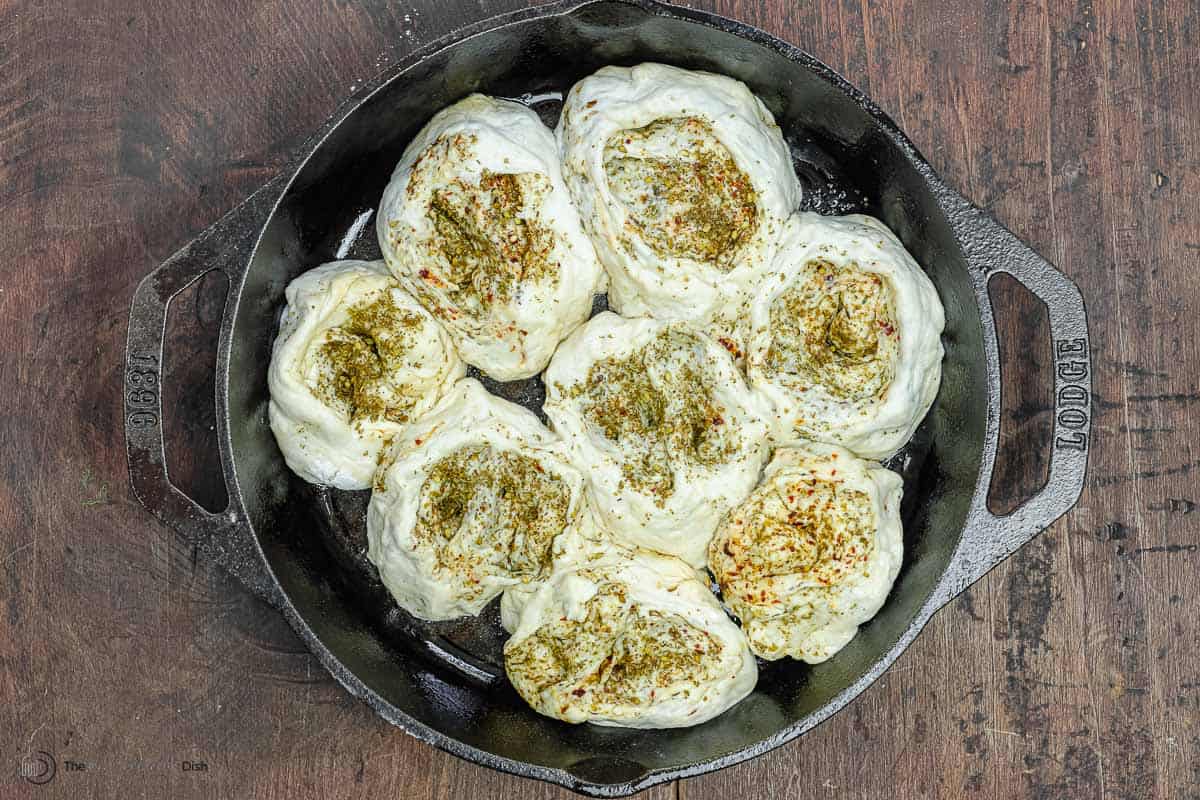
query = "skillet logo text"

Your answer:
(1053, 337), (1089, 452)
